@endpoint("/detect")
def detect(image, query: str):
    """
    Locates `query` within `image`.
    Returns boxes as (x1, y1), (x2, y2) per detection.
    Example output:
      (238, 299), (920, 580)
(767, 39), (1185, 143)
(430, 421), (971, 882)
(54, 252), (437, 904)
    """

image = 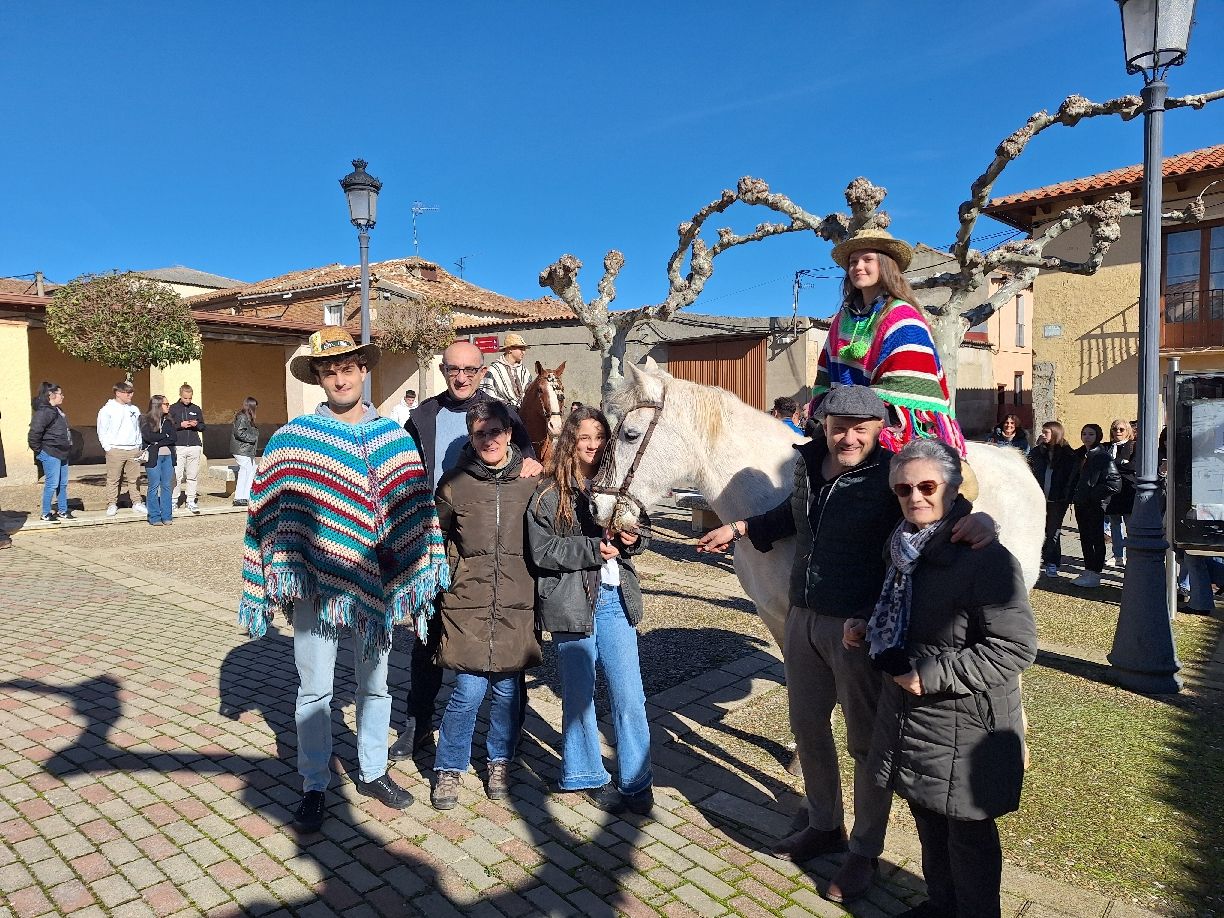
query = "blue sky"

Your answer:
(2, 1), (1222, 319)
